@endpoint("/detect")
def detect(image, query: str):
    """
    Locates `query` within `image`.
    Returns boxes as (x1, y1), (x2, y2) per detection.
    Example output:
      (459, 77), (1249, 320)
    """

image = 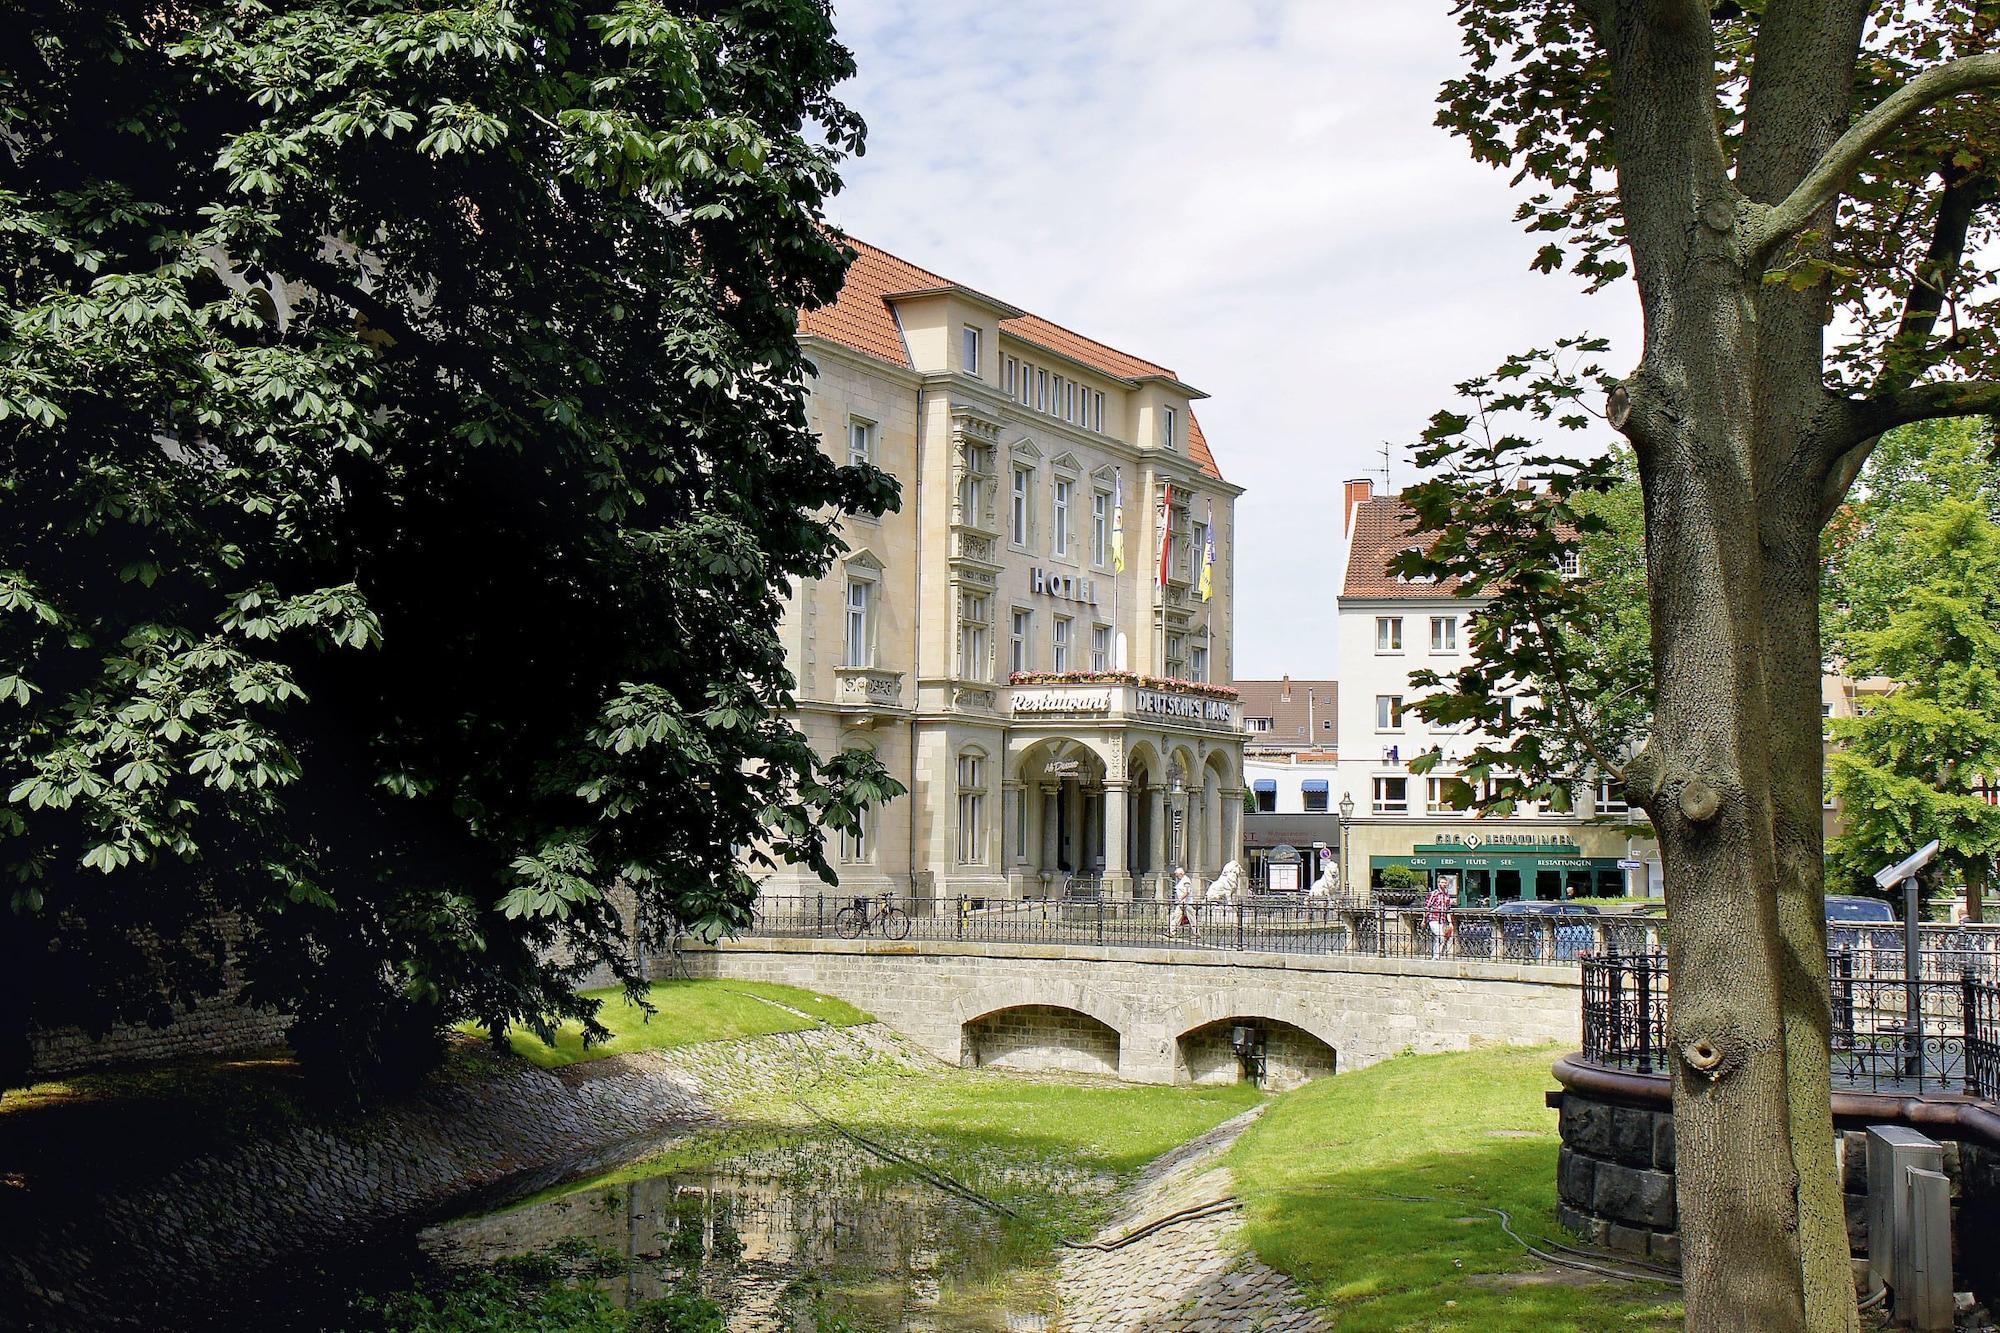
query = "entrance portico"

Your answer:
(1005, 678), (1243, 900)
